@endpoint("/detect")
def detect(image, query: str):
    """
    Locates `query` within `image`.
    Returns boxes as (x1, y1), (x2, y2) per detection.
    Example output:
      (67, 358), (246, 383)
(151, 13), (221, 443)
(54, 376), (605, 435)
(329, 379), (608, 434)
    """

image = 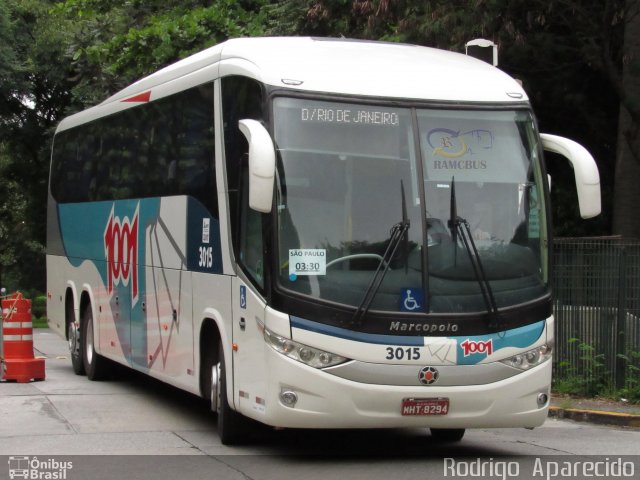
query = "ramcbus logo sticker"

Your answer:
(104, 204), (139, 305)
(460, 338), (493, 357)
